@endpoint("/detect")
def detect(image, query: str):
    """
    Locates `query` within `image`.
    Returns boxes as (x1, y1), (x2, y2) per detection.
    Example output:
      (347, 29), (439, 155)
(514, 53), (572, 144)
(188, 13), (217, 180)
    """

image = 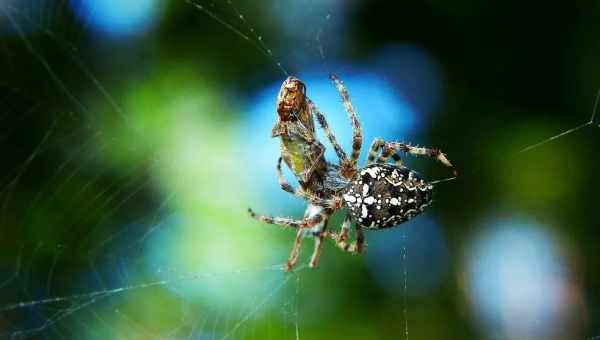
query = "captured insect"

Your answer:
(249, 75), (456, 272)
(271, 76), (327, 193)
